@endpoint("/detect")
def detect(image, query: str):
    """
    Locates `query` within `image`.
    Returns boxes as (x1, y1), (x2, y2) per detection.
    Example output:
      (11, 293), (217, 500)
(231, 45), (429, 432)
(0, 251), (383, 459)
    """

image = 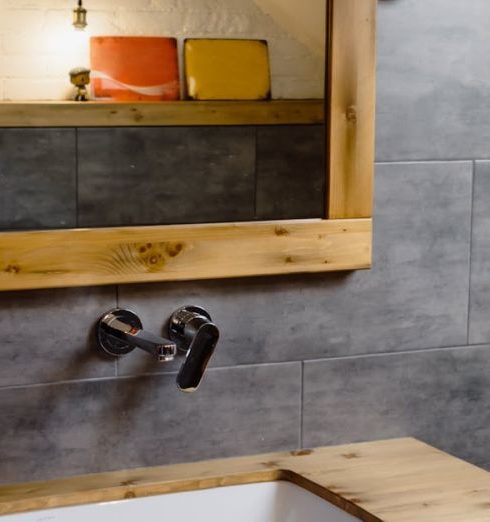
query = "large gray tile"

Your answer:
(0, 363), (301, 484)
(255, 125), (325, 219)
(117, 161), (471, 374)
(302, 345), (490, 469)
(377, 0), (490, 160)
(469, 161), (490, 343)
(0, 287), (116, 387)
(0, 129), (76, 230)
(77, 127), (256, 227)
